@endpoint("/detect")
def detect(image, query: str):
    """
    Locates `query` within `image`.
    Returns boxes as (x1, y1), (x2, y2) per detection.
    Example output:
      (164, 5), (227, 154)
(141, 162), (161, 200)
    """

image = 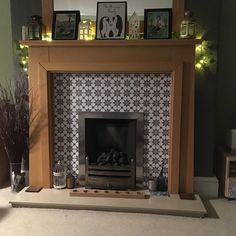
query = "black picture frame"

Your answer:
(96, 1), (127, 40)
(52, 11), (80, 40)
(144, 8), (172, 39)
